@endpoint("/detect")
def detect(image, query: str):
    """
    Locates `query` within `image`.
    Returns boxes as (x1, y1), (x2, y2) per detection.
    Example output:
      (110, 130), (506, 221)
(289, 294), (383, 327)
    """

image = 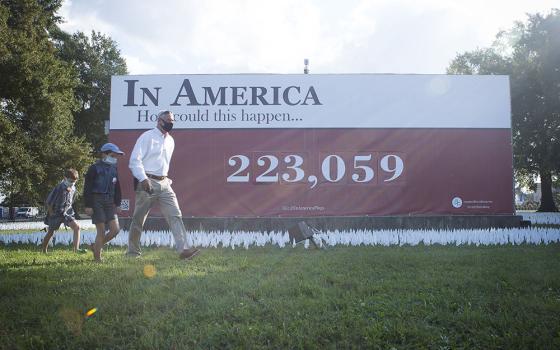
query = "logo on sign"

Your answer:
(451, 197), (463, 208)
(120, 199), (130, 211)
